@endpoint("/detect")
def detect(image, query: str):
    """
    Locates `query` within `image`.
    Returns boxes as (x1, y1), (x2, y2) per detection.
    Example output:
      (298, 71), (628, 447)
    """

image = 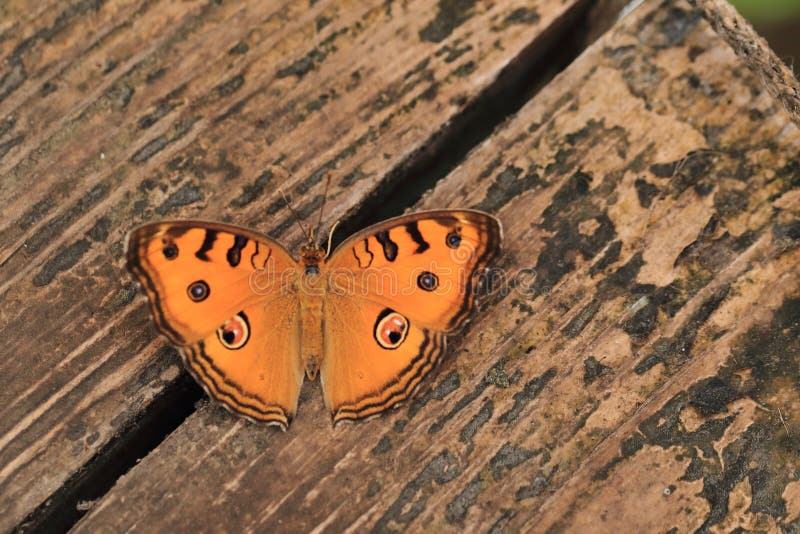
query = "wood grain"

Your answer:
(74, 0), (800, 532)
(0, 0), (592, 529)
